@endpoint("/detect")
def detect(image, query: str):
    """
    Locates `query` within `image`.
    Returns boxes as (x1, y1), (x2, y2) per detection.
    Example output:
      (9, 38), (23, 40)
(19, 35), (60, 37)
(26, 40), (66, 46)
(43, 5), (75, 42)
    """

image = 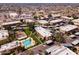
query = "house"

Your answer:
(44, 15), (48, 19)
(9, 12), (18, 19)
(71, 39), (79, 45)
(50, 19), (64, 26)
(59, 25), (78, 34)
(15, 31), (27, 40)
(37, 20), (48, 25)
(51, 11), (60, 14)
(0, 30), (9, 44)
(61, 16), (73, 23)
(35, 26), (52, 40)
(61, 16), (73, 20)
(20, 13), (26, 19)
(0, 41), (20, 53)
(72, 19), (79, 26)
(25, 19), (35, 23)
(36, 10), (45, 16)
(51, 14), (61, 18)
(2, 21), (21, 26)
(20, 13), (32, 19)
(45, 45), (76, 55)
